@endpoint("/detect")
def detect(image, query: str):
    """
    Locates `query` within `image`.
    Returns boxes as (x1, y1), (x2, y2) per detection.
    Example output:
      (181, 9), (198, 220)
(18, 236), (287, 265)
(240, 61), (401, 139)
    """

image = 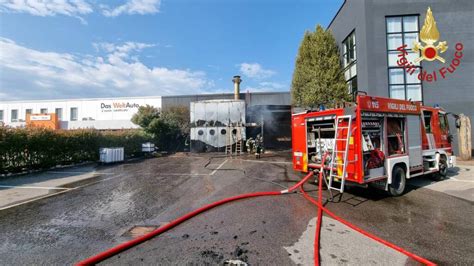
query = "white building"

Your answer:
(0, 96), (162, 130)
